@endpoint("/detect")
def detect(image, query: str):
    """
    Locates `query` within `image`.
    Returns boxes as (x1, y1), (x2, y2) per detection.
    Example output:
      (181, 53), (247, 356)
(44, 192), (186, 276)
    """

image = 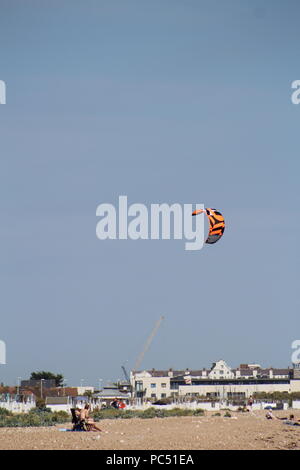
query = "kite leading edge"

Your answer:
(192, 208), (225, 245)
